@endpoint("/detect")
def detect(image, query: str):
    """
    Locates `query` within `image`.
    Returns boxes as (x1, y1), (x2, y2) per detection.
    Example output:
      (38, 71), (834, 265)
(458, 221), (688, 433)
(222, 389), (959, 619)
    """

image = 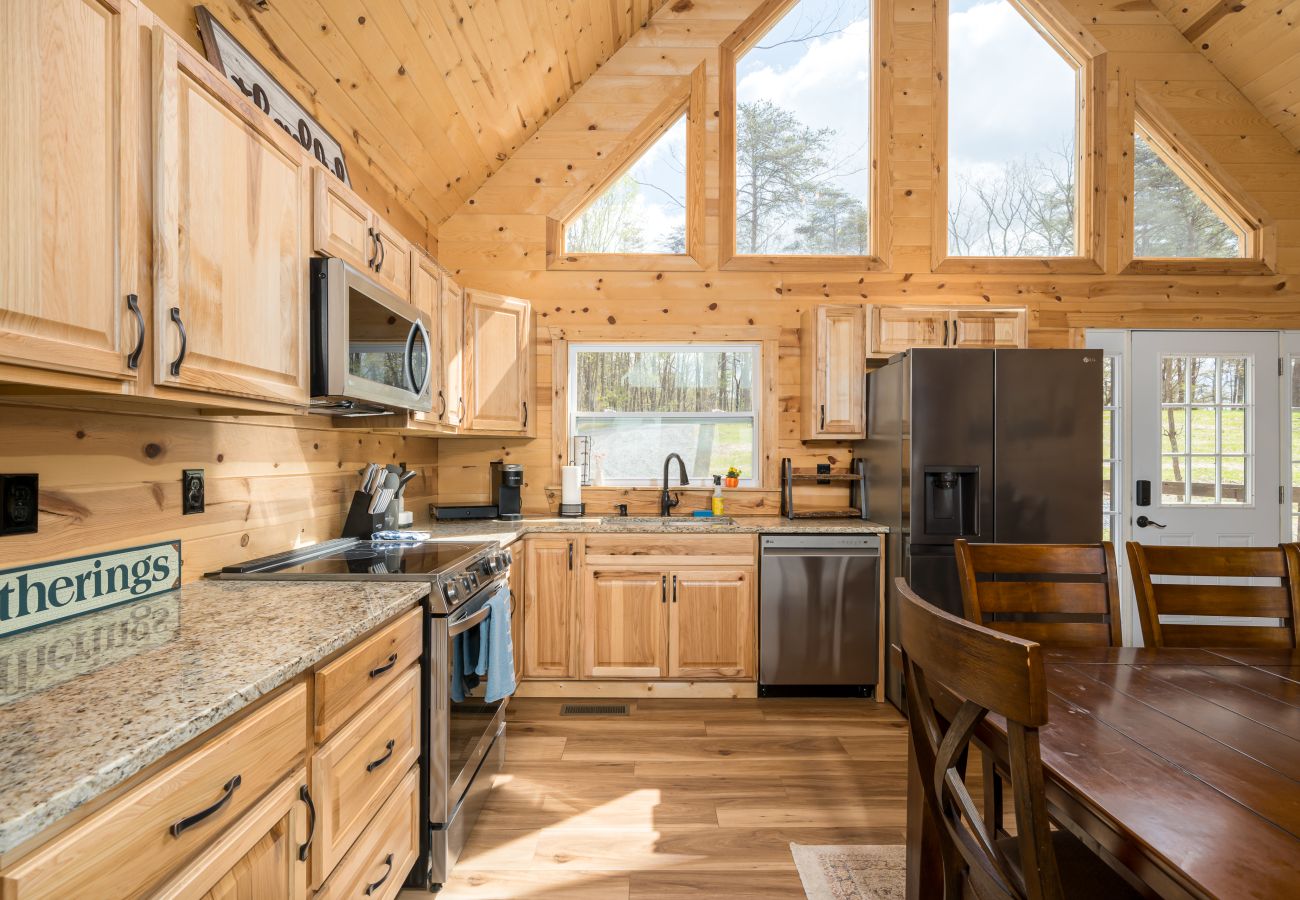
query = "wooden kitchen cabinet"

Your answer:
(464, 290), (532, 434)
(0, 0), (141, 383)
(311, 170), (411, 301)
(509, 542), (526, 683)
(800, 304), (866, 440)
(669, 569), (756, 679)
(408, 252), (445, 428)
(523, 538), (579, 678)
(151, 29), (309, 407)
(441, 275), (466, 428)
(870, 306), (1027, 354)
(583, 569), (669, 678)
